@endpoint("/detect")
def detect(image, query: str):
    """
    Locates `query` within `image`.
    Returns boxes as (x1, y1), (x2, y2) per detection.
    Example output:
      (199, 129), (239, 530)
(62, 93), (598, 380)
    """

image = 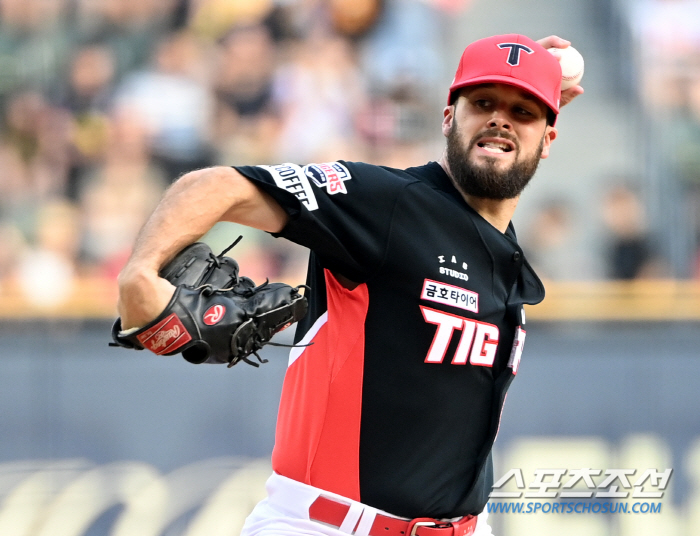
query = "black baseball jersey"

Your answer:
(234, 161), (545, 519)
